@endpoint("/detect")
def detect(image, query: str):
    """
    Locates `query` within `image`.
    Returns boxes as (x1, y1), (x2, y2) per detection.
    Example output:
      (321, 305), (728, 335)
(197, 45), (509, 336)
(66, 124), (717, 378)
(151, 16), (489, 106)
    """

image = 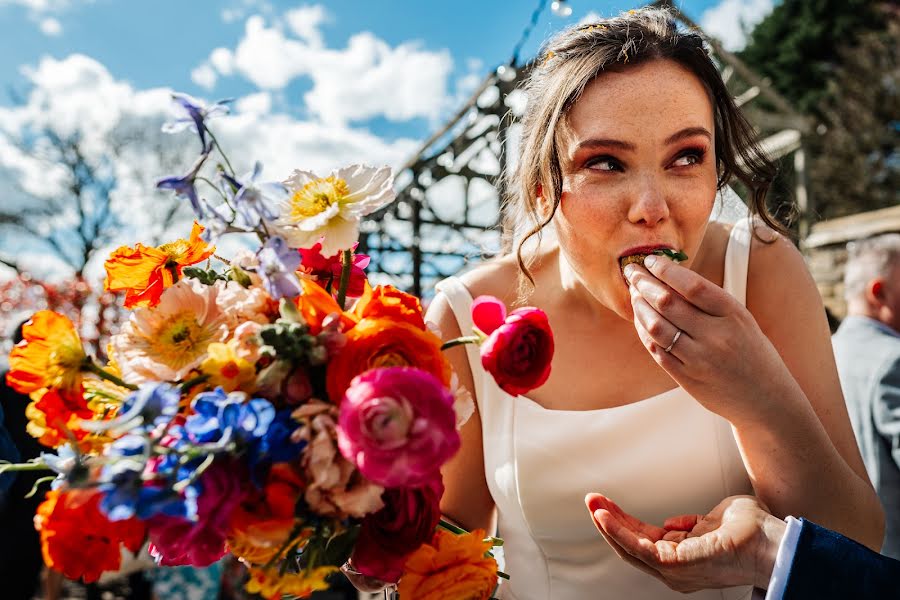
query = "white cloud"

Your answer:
(235, 91), (271, 115)
(284, 4), (326, 47)
(232, 15), (311, 89)
(205, 11), (453, 125)
(700, 0), (774, 52)
(191, 63), (217, 89)
(39, 16), (61, 35)
(0, 0), (68, 11)
(209, 47), (234, 75)
(0, 53), (420, 279)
